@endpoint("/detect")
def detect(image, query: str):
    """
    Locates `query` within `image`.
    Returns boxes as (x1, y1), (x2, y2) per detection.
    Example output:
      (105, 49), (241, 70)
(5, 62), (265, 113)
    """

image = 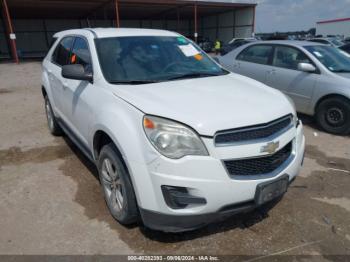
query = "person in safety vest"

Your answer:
(214, 39), (221, 55)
